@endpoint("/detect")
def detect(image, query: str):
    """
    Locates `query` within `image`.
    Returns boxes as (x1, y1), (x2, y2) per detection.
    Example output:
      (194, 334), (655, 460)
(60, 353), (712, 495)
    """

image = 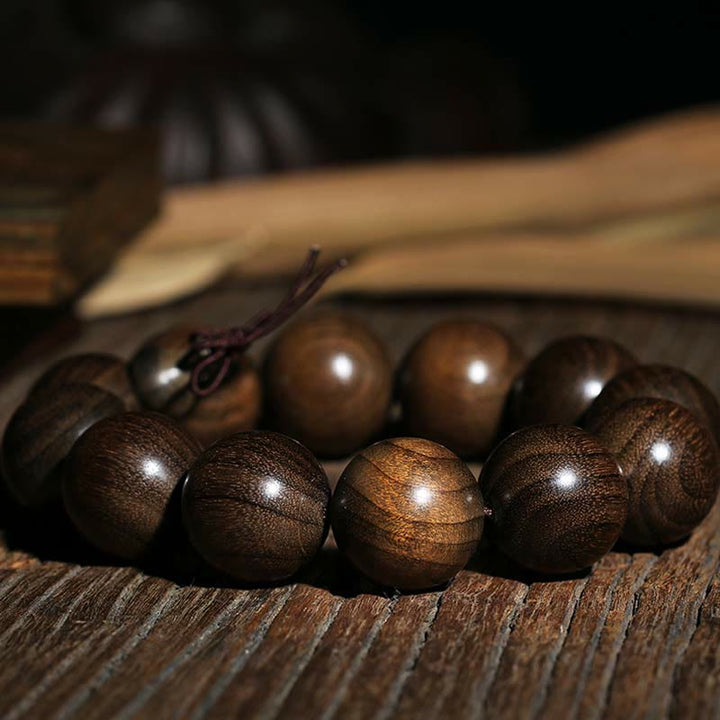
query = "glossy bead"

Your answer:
(331, 437), (484, 590)
(27, 352), (136, 408)
(63, 412), (201, 560)
(584, 364), (720, 444)
(2, 384), (124, 507)
(588, 398), (720, 546)
(399, 319), (524, 457)
(128, 324), (198, 411)
(128, 324), (262, 444)
(510, 336), (636, 428)
(264, 314), (392, 457)
(480, 425), (627, 574)
(183, 431), (330, 582)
